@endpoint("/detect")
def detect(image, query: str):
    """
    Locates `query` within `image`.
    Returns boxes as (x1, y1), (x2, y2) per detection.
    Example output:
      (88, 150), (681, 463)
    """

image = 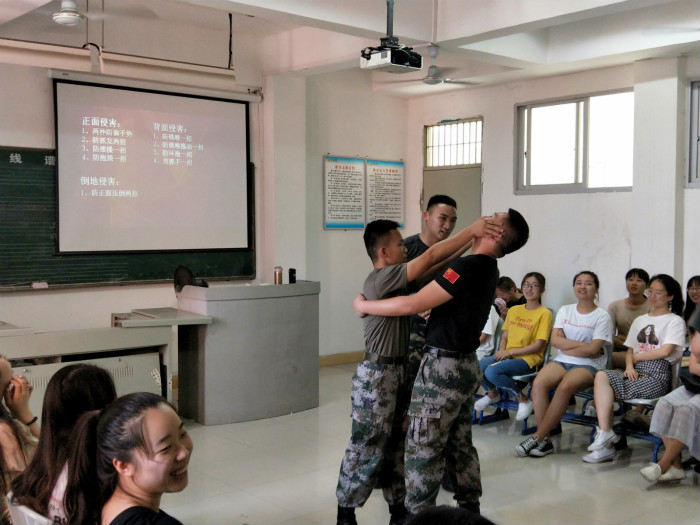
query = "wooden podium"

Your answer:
(176, 281), (320, 425)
